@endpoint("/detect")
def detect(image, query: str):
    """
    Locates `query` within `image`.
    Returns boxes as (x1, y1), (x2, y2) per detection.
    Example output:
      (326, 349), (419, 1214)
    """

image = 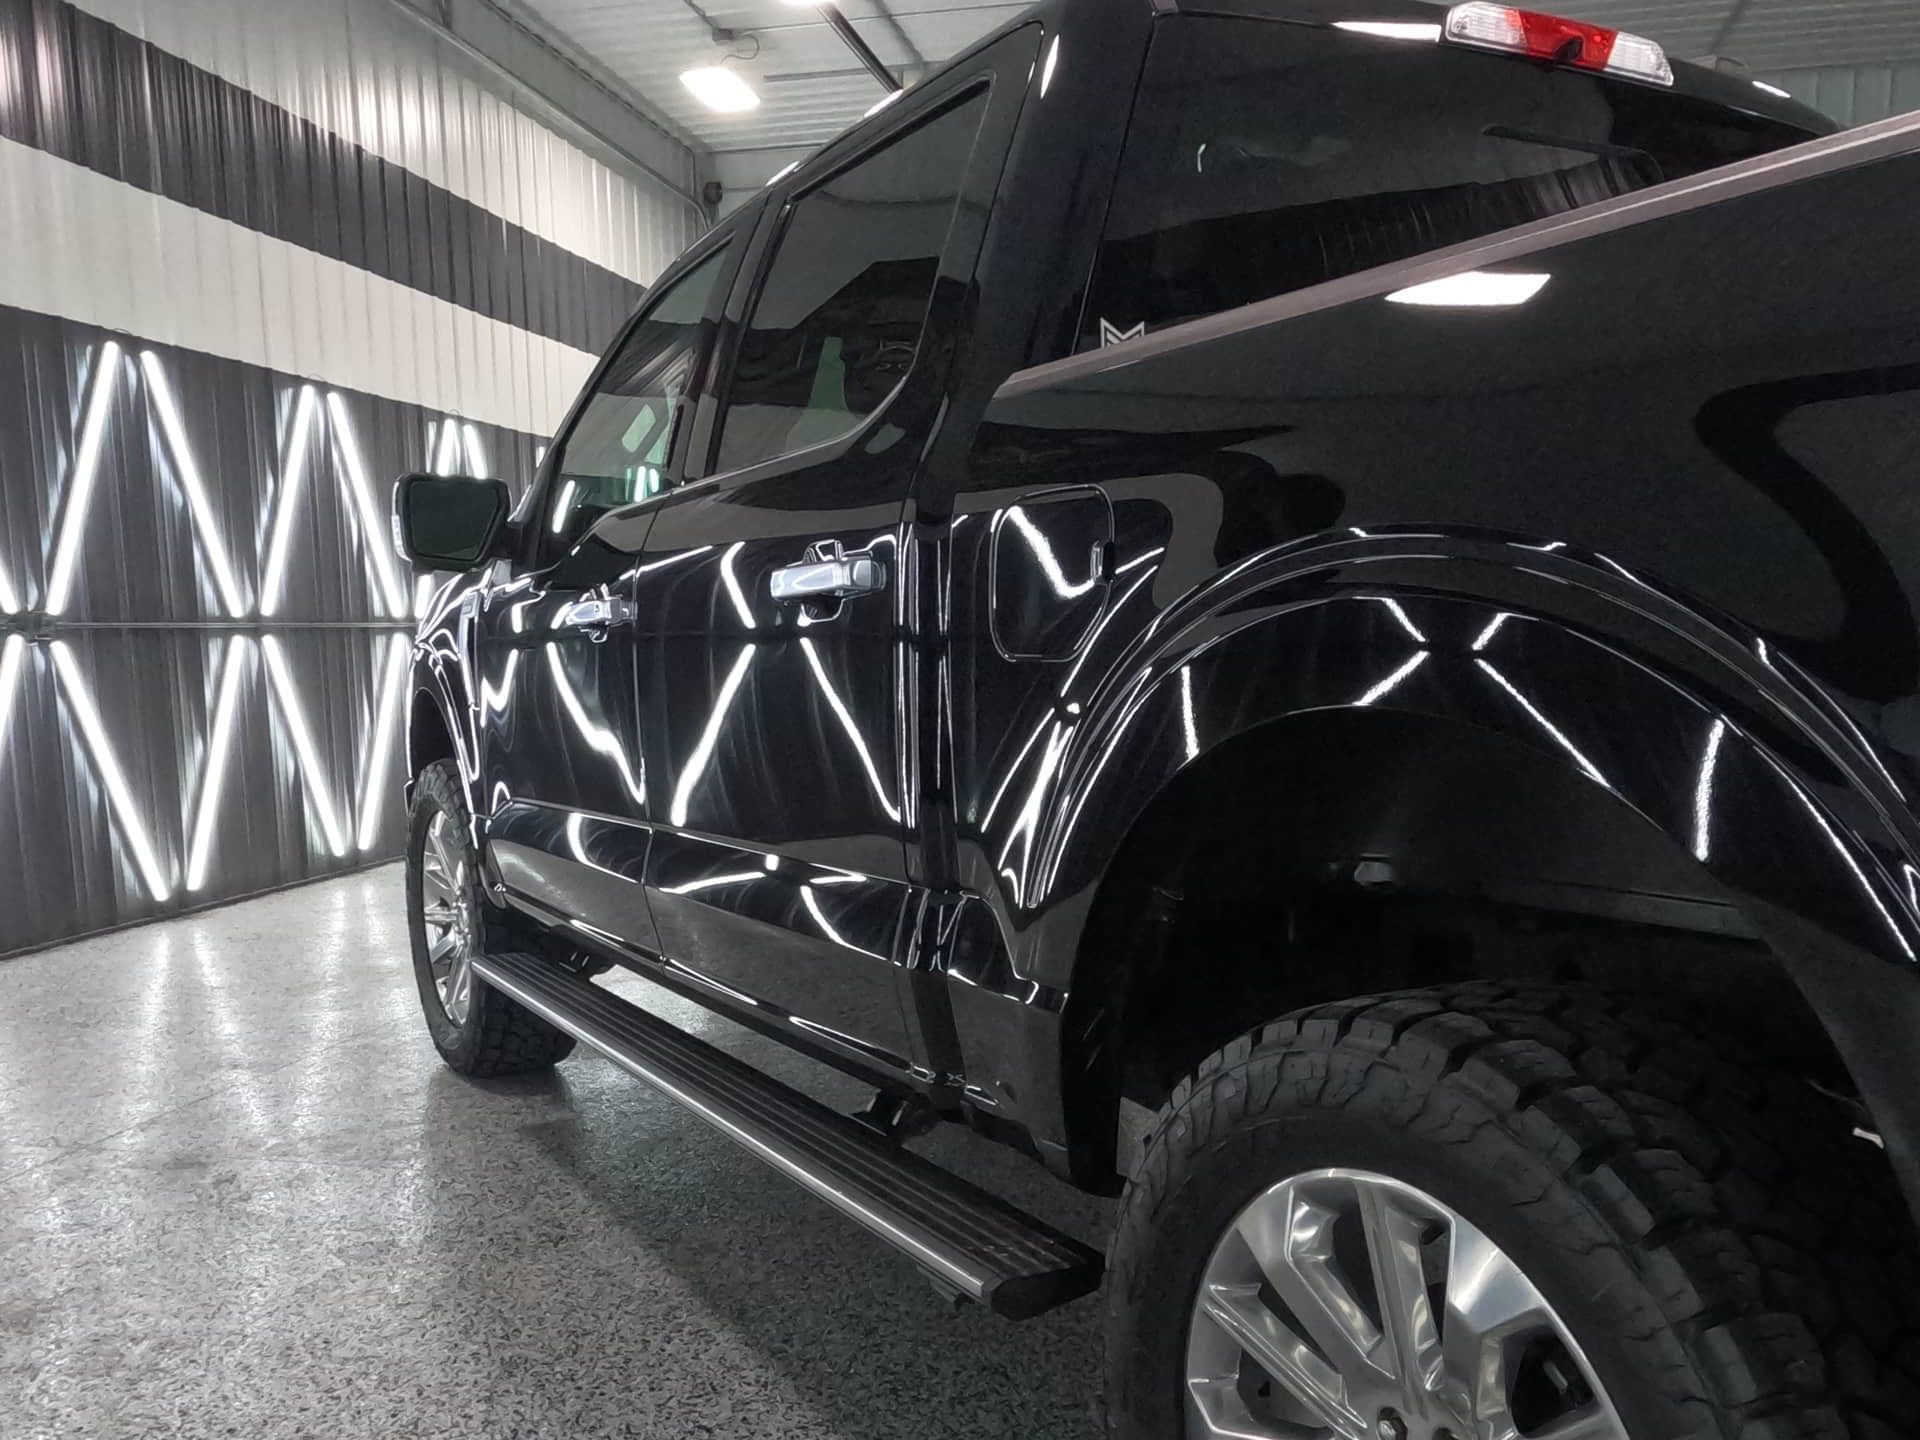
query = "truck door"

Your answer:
(634, 31), (1037, 1082)
(476, 236), (740, 952)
